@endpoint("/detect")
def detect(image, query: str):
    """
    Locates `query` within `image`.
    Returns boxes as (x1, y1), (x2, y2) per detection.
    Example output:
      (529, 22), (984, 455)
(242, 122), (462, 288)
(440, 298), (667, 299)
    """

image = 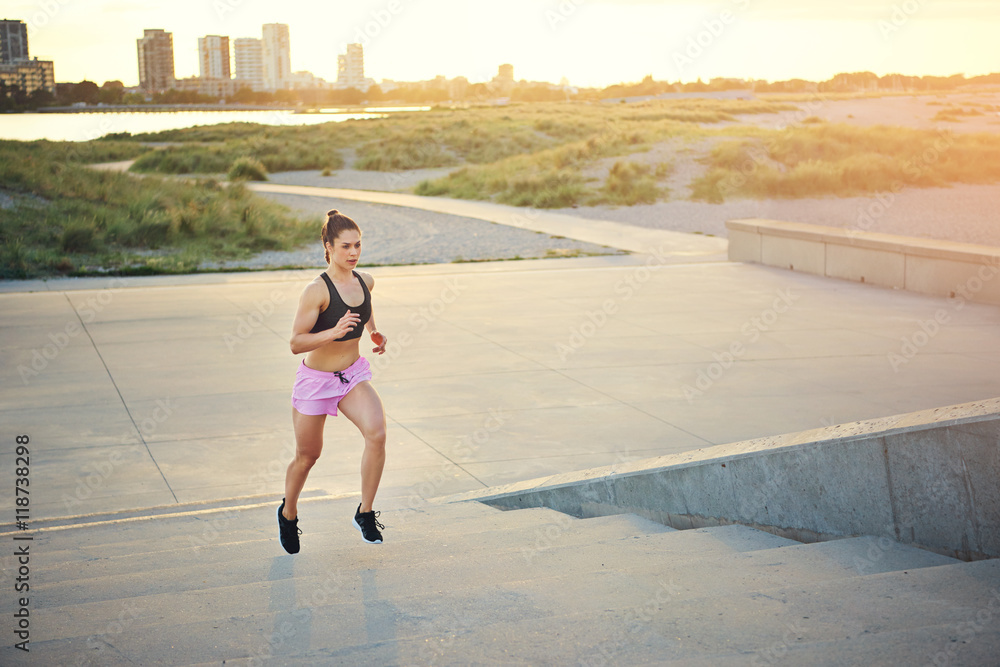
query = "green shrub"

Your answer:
(691, 123), (1000, 201)
(0, 140), (312, 278)
(592, 161), (665, 205)
(228, 156), (268, 181)
(60, 223), (96, 252)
